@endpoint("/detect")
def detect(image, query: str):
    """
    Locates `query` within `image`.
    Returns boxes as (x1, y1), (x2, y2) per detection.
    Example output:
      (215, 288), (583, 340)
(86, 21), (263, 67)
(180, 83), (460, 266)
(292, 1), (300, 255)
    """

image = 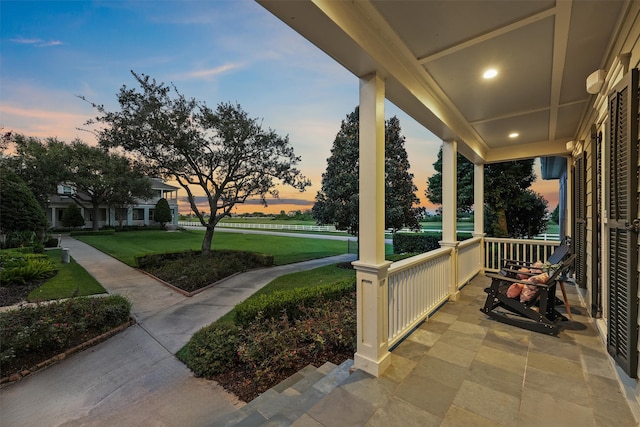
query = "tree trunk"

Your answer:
(201, 225), (215, 255)
(495, 208), (508, 237)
